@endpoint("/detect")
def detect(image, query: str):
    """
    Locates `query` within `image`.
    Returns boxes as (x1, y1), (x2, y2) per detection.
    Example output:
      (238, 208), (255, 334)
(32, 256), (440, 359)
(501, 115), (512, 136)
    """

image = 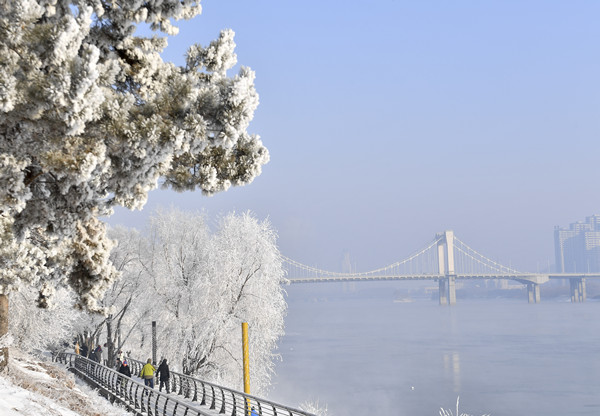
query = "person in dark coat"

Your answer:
(155, 358), (170, 393)
(93, 345), (102, 363)
(118, 360), (132, 393)
(119, 360), (132, 378)
(80, 344), (89, 358)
